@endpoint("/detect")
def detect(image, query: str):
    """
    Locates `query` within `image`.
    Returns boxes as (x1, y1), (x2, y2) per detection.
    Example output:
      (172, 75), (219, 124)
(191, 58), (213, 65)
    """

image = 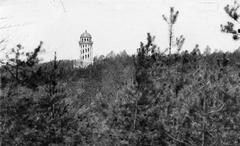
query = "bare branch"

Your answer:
(164, 130), (197, 146)
(208, 103), (225, 114)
